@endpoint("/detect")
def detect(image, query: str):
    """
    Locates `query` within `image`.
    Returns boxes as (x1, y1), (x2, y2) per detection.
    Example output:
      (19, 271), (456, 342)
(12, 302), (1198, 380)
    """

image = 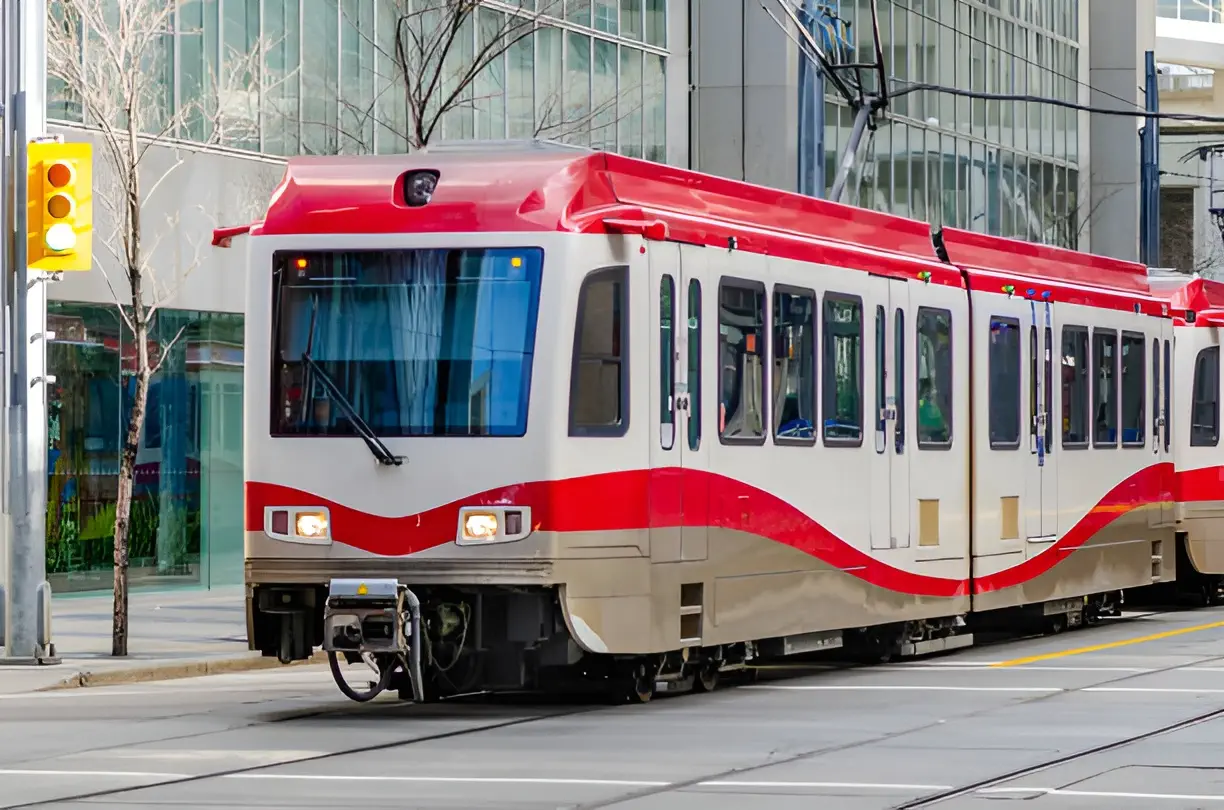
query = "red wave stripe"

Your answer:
(246, 462), (1171, 599)
(1177, 465), (1224, 503)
